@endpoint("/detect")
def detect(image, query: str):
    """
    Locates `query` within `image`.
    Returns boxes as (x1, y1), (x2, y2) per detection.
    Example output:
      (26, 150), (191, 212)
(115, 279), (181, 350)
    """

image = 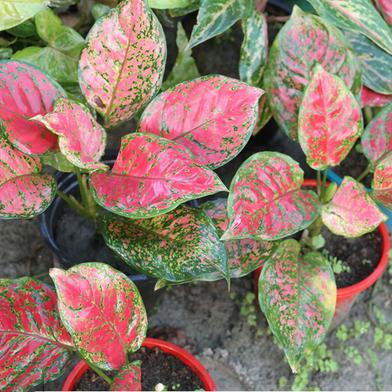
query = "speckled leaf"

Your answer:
(0, 138), (57, 218)
(344, 30), (392, 95)
(264, 6), (361, 140)
(239, 11), (268, 87)
(374, 0), (392, 25)
(0, 277), (74, 392)
(0, 0), (45, 31)
(308, 0), (392, 55)
(361, 86), (392, 107)
(201, 198), (275, 278)
(34, 98), (108, 171)
(139, 75), (263, 169)
(362, 103), (392, 165)
(372, 154), (392, 209)
(111, 361), (142, 392)
(222, 152), (320, 241)
(258, 240), (336, 373)
(78, 0), (166, 128)
(298, 65), (363, 170)
(101, 205), (229, 283)
(253, 93), (272, 136)
(50, 263), (147, 371)
(321, 177), (386, 237)
(0, 60), (65, 155)
(91, 133), (226, 219)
